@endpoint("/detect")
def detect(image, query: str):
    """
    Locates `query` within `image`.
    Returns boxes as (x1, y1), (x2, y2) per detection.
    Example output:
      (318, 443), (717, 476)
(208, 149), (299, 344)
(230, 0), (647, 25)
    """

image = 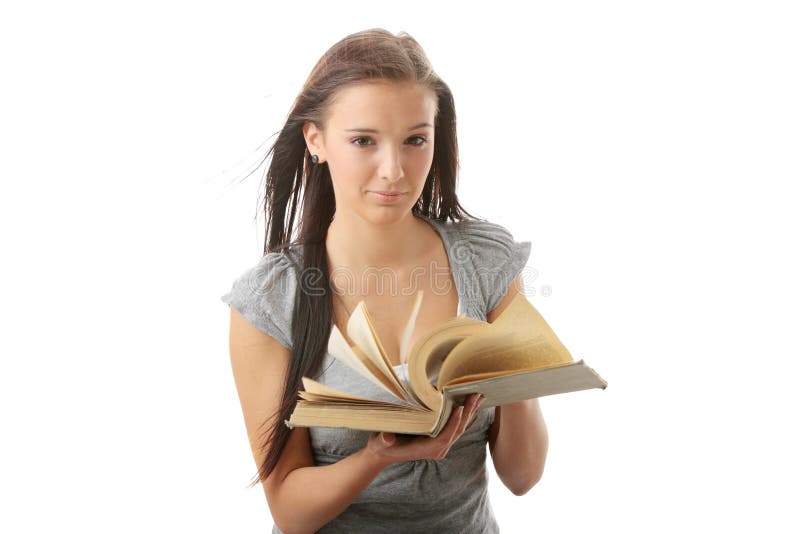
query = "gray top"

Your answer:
(221, 213), (532, 534)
